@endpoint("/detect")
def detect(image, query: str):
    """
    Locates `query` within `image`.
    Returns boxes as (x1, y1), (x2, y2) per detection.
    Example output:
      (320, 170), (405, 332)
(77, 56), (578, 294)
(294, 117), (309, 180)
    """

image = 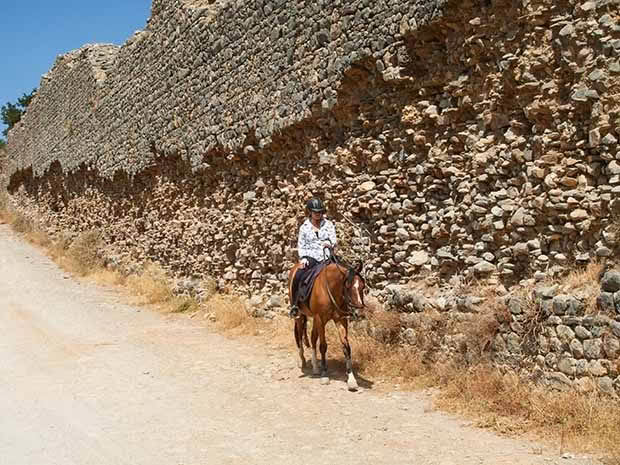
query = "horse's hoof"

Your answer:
(320, 376), (330, 385)
(347, 380), (359, 392)
(347, 374), (359, 391)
